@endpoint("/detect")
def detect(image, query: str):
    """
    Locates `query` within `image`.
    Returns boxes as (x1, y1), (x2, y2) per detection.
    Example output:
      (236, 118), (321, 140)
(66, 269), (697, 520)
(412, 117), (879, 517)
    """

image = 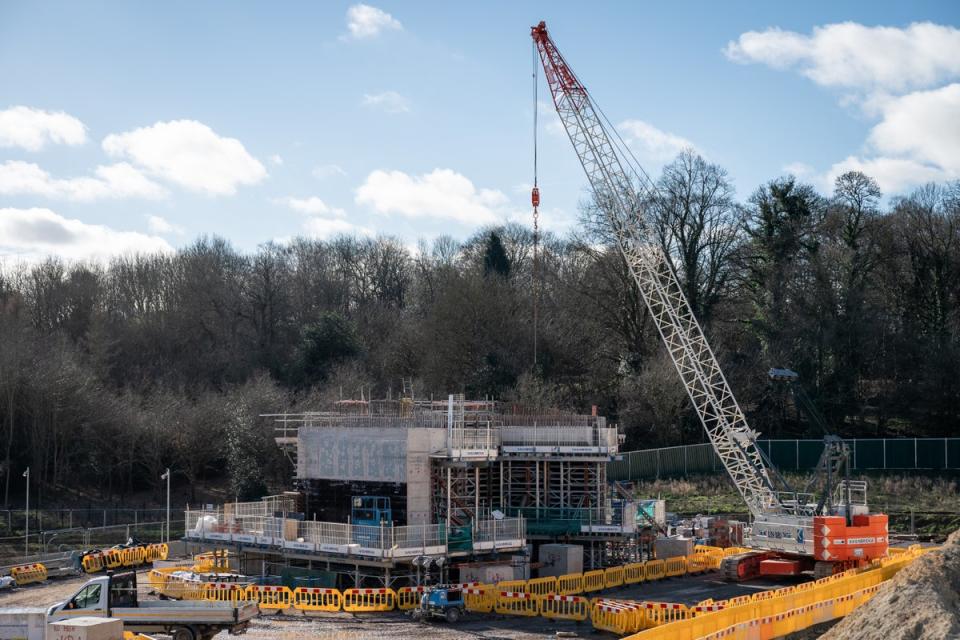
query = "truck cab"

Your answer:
(48, 572), (134, 619)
